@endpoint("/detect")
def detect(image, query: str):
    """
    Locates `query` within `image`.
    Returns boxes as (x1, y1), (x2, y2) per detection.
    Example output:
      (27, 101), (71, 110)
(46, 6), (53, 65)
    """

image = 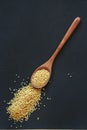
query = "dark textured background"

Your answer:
(0, 0), (87, 129)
